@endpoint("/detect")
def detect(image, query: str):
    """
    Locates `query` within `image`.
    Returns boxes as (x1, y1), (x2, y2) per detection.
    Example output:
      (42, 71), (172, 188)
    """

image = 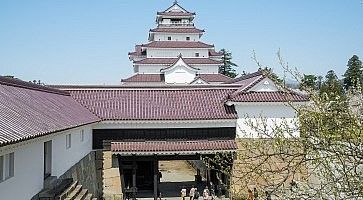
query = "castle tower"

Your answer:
(123, 1), (232, 85)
